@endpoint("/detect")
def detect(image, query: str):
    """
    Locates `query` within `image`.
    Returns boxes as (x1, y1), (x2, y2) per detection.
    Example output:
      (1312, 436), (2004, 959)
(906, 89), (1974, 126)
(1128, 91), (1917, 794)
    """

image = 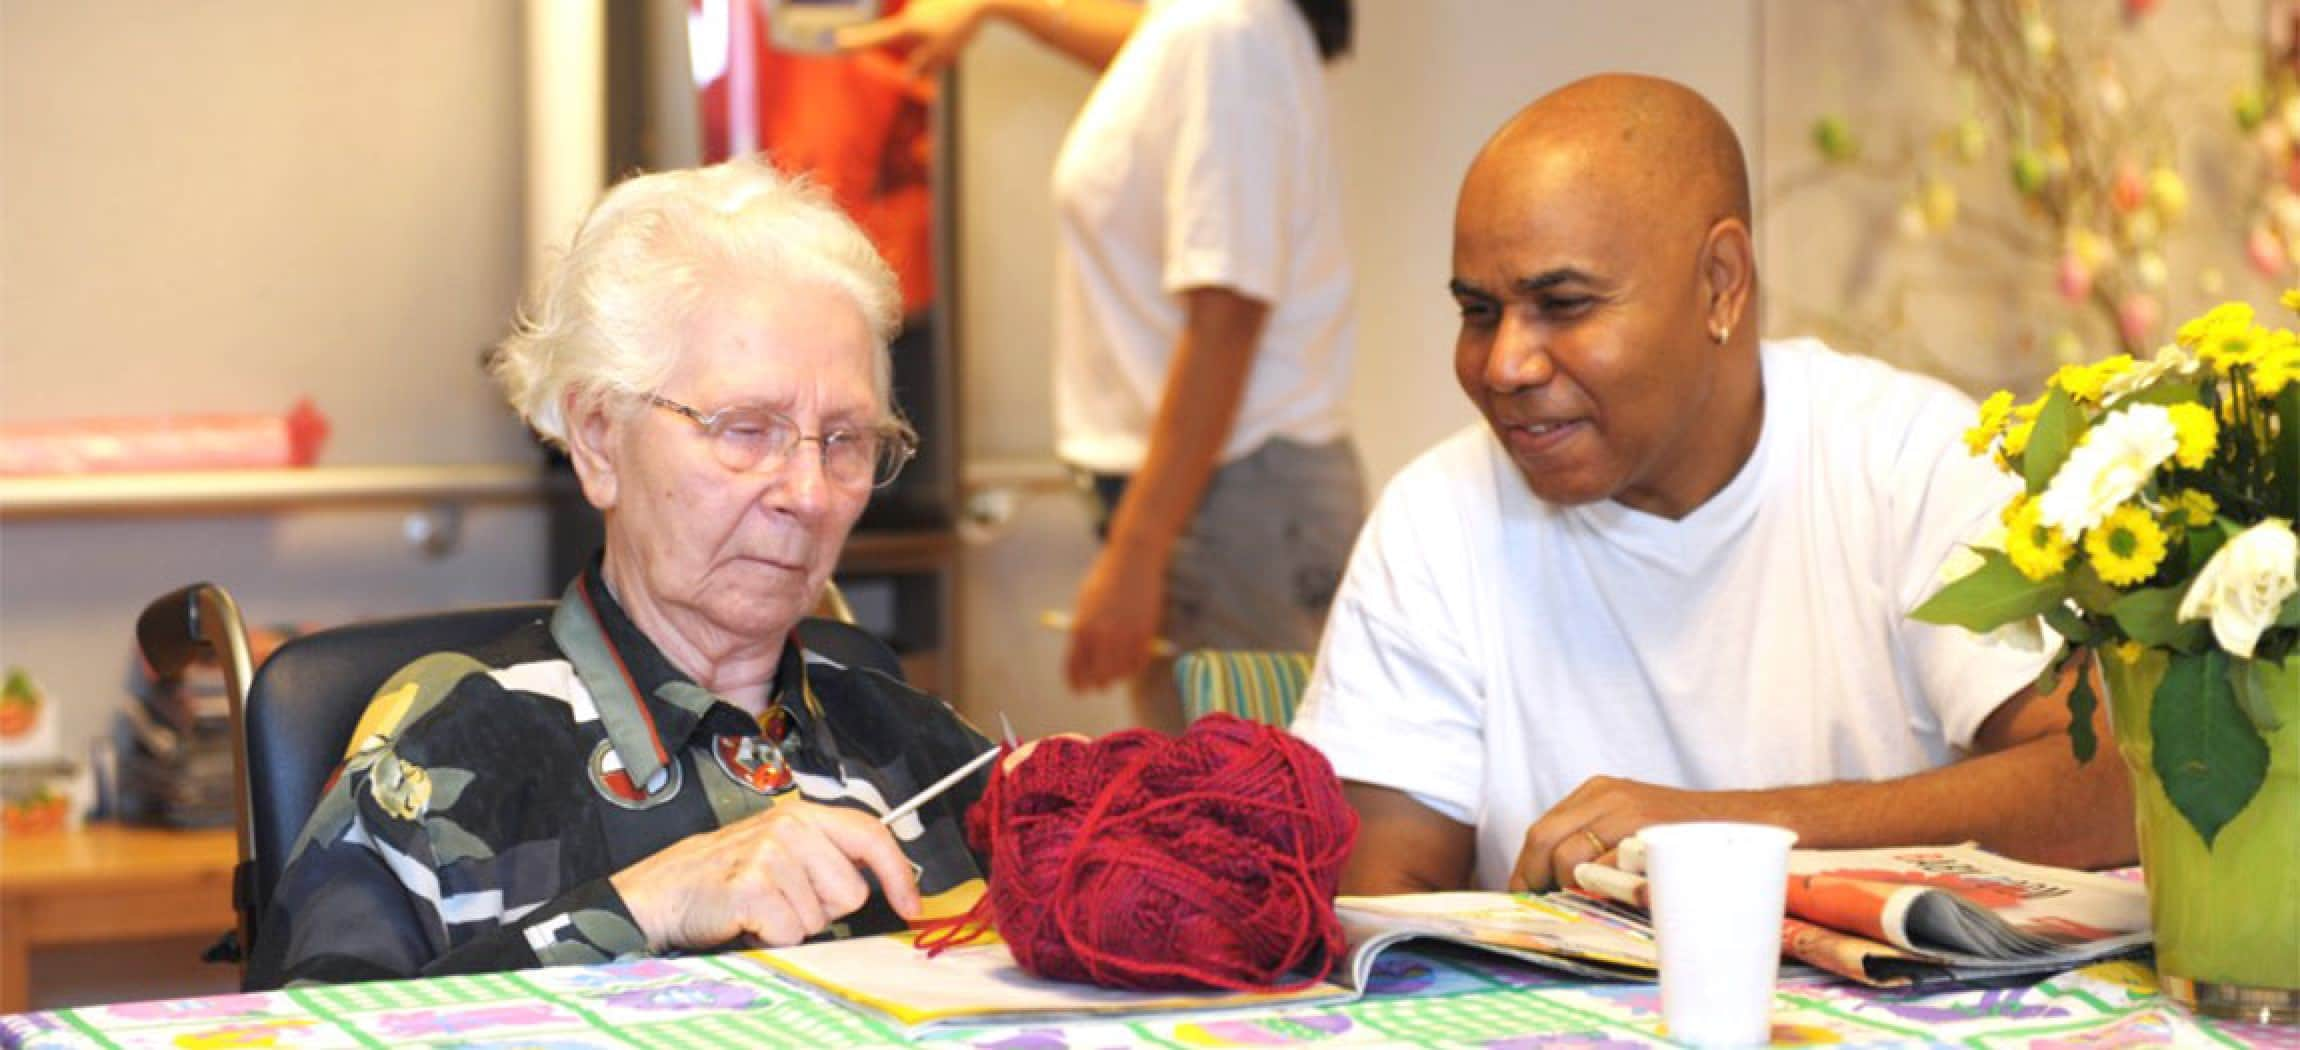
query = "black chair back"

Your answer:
(243, 602), (556, 943)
